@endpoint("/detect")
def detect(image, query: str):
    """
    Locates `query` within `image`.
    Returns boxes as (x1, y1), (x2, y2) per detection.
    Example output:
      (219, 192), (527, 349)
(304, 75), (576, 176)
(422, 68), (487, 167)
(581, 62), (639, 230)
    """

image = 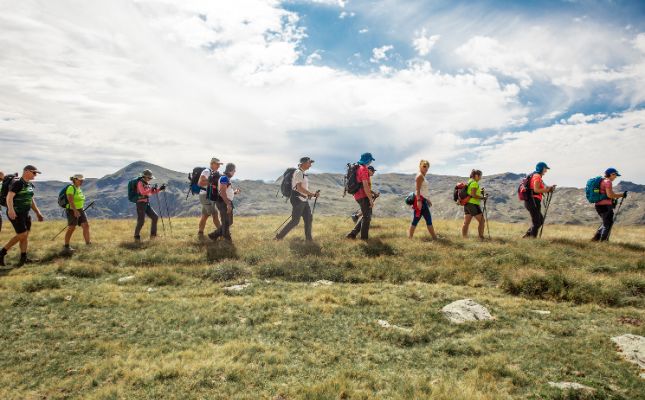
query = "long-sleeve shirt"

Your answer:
(136, 180), (160, 203)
